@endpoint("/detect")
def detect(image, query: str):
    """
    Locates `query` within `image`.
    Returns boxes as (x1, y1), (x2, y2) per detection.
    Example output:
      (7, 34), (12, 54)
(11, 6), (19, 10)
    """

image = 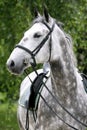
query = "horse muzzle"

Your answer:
(6, 58), (29, 75)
